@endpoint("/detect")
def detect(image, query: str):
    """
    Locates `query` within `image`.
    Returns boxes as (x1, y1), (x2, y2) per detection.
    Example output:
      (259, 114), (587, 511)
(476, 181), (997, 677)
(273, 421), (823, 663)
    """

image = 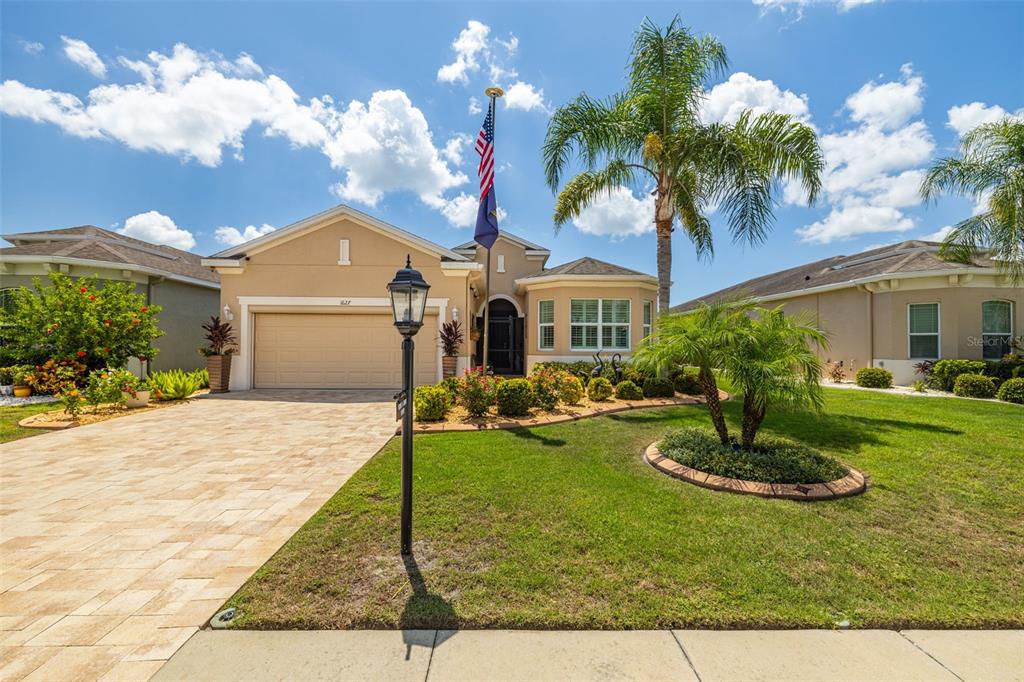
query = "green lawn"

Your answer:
(227, 389), (1023, 630)
(0, 402), (58, 443)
